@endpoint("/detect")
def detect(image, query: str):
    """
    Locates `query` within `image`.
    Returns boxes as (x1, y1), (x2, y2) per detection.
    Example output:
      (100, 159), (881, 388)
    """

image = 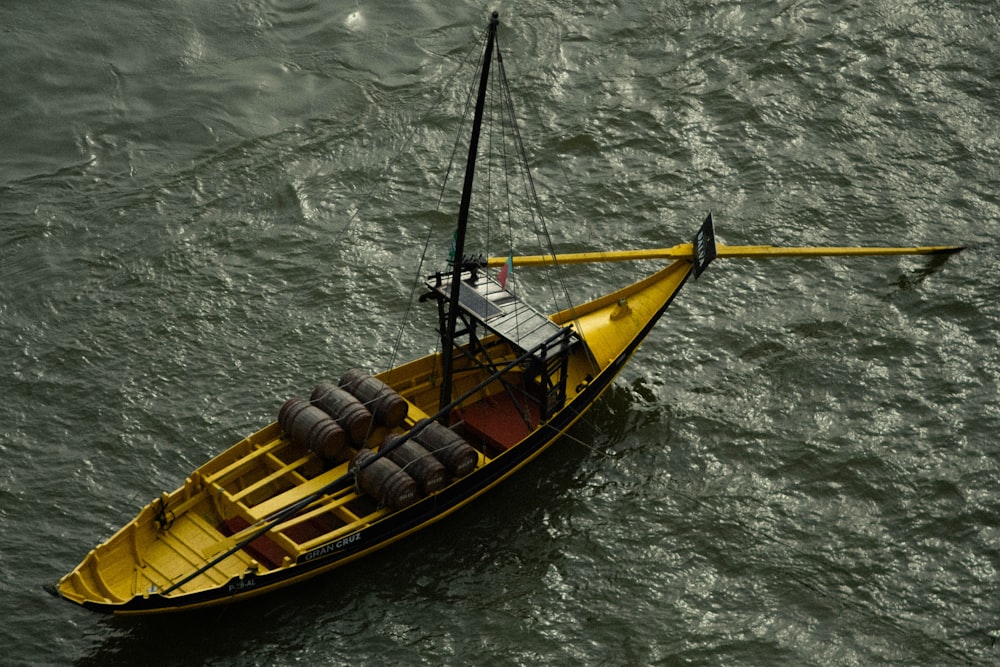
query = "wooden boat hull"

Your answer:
(53, 258), (694, 614)
(50, 8), (961, 615)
